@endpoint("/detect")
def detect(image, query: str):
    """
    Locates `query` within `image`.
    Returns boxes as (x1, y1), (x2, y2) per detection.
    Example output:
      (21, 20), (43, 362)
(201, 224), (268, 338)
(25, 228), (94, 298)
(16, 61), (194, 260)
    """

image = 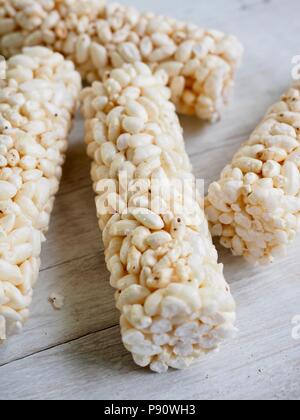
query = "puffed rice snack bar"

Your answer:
(0, 0), (243, 122)
(205, 81), (300, 265)
(80, 62), (236, 373)
(0, 47), (81, 341)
